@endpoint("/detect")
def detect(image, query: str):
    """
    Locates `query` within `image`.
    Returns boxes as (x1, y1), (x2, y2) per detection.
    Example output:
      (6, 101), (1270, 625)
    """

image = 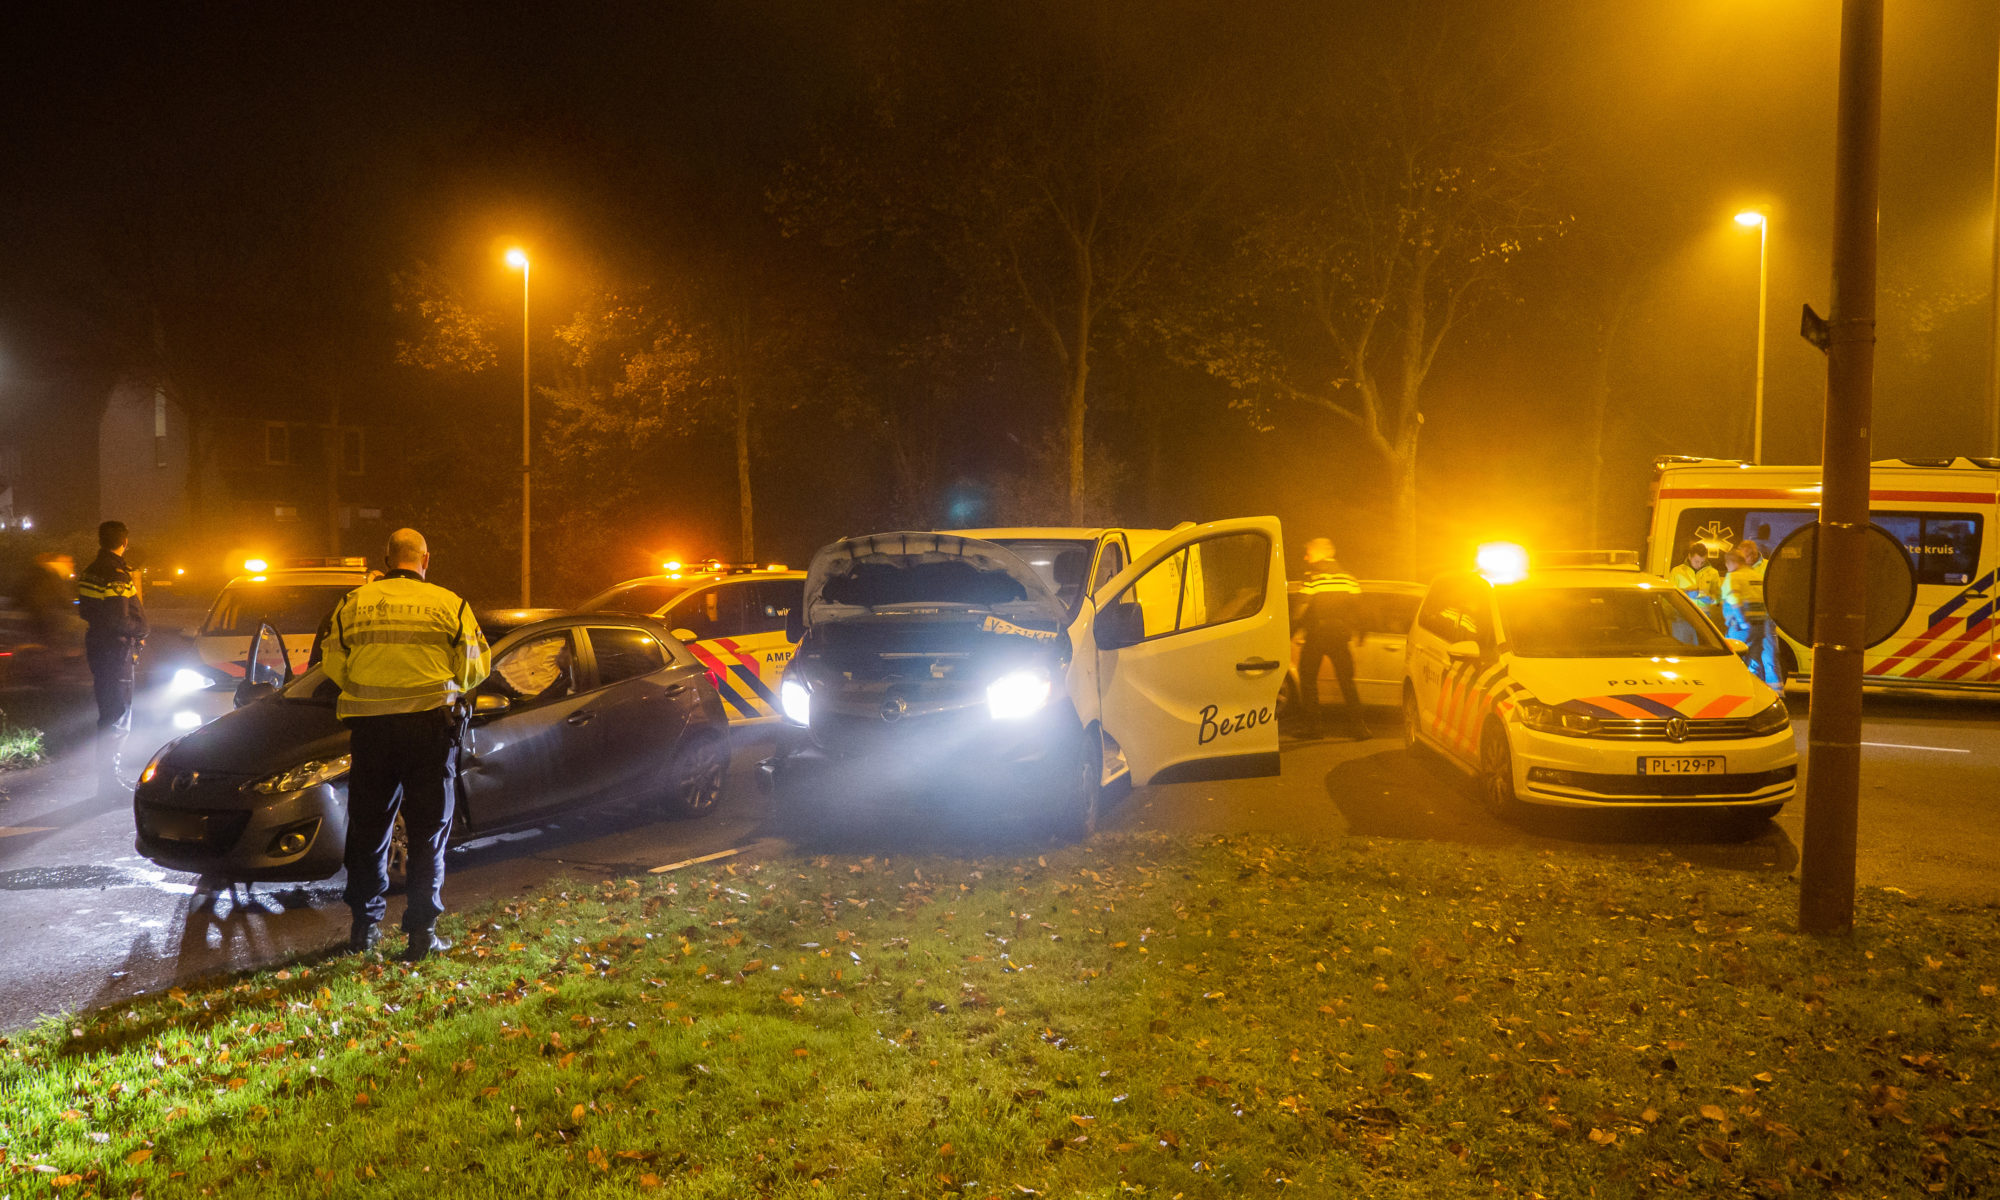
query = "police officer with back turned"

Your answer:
(76, 520), (148, 792)
(321, 528), (490, 961)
